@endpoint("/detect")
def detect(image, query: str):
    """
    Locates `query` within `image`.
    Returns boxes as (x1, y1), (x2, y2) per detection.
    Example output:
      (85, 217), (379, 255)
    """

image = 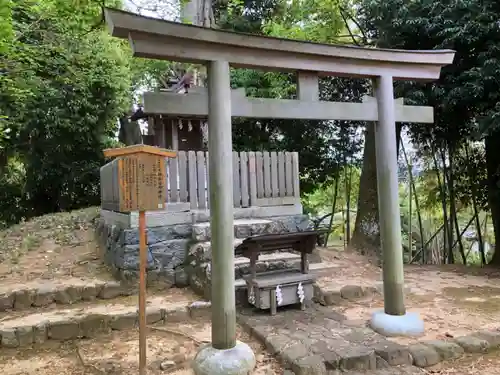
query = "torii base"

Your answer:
(370, 310), (425, 337)
(192, 341), (256, 375)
